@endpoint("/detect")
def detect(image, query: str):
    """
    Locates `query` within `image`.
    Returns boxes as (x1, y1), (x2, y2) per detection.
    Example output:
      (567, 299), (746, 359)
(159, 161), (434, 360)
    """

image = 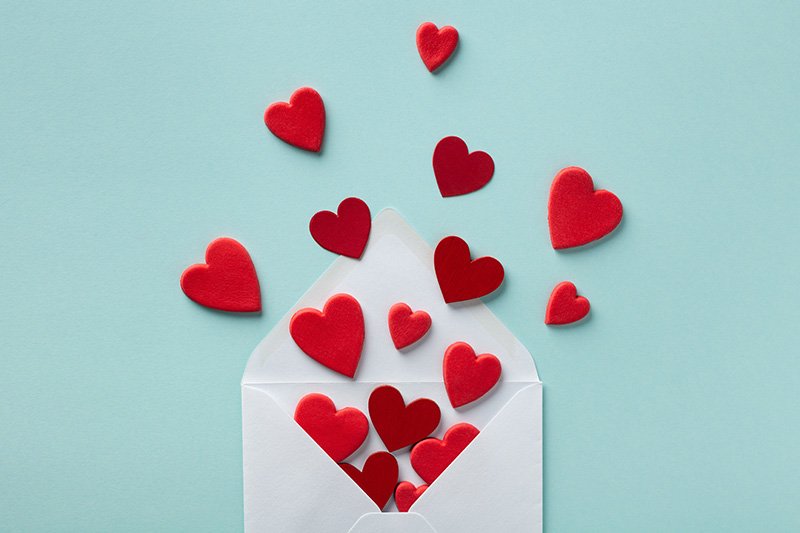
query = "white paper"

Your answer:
(348, 512), (436, 532)
(242, 209), (542, 531)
